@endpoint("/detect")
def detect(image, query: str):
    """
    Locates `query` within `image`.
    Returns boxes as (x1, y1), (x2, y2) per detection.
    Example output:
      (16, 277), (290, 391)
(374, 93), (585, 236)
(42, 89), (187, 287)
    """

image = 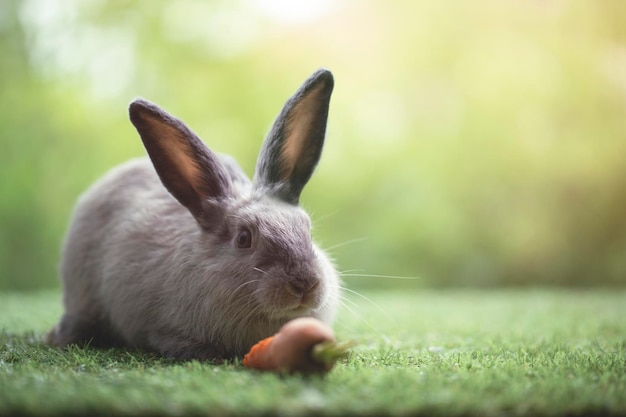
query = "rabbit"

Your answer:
(46, 69), (340, 361)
